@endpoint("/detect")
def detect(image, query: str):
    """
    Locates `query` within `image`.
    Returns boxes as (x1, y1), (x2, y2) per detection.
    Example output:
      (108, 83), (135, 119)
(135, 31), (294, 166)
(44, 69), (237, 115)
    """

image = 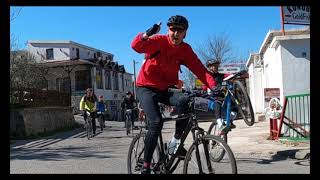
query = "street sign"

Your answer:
(282, 6), (310, 25)
(218, 67), (240, 74)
